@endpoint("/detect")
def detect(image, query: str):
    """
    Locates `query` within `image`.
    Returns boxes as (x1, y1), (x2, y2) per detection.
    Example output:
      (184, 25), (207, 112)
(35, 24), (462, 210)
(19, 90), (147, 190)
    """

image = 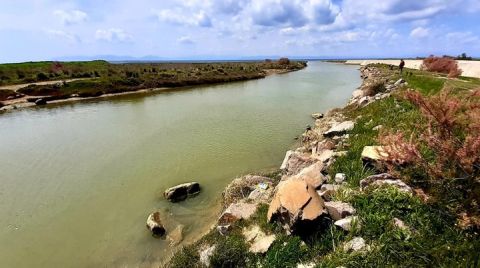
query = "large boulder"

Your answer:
(164, 182), (201, 202)
(146, 211), (166, 236)
(267, 179), (326, 233)
(360, 173), (412, 193)
(323, 121), (355, 137)
(325, 201), (356, 221)
(292, 161), (327, 189)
